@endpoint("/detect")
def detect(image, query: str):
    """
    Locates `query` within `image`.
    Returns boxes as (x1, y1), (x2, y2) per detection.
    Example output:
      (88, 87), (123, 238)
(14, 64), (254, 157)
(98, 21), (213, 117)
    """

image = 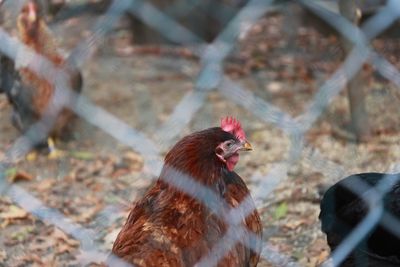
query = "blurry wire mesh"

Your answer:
(0, 0), (399, 266)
